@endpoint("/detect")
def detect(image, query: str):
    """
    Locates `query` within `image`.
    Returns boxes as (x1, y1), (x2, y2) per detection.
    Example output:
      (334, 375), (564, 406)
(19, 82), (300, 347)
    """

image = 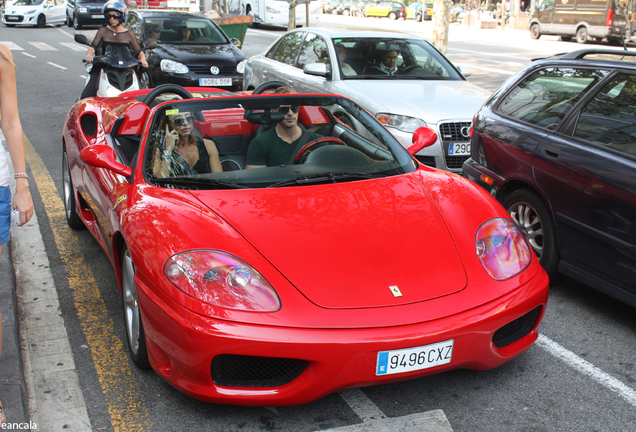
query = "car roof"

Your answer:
(285, 27), (417, 39)
(535, 48), (636, 66)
